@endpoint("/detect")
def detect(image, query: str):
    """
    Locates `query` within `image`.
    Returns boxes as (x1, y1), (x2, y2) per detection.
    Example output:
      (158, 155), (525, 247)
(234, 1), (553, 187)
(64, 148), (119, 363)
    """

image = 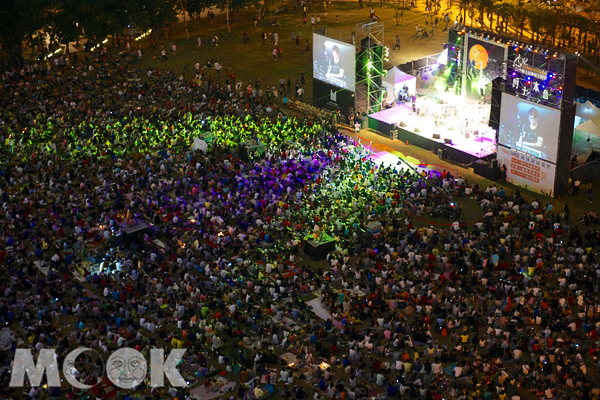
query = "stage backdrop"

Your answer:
(497, 145), (556, 195)
(463, 36), (507, 100)
(313, 33), (356, 91)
